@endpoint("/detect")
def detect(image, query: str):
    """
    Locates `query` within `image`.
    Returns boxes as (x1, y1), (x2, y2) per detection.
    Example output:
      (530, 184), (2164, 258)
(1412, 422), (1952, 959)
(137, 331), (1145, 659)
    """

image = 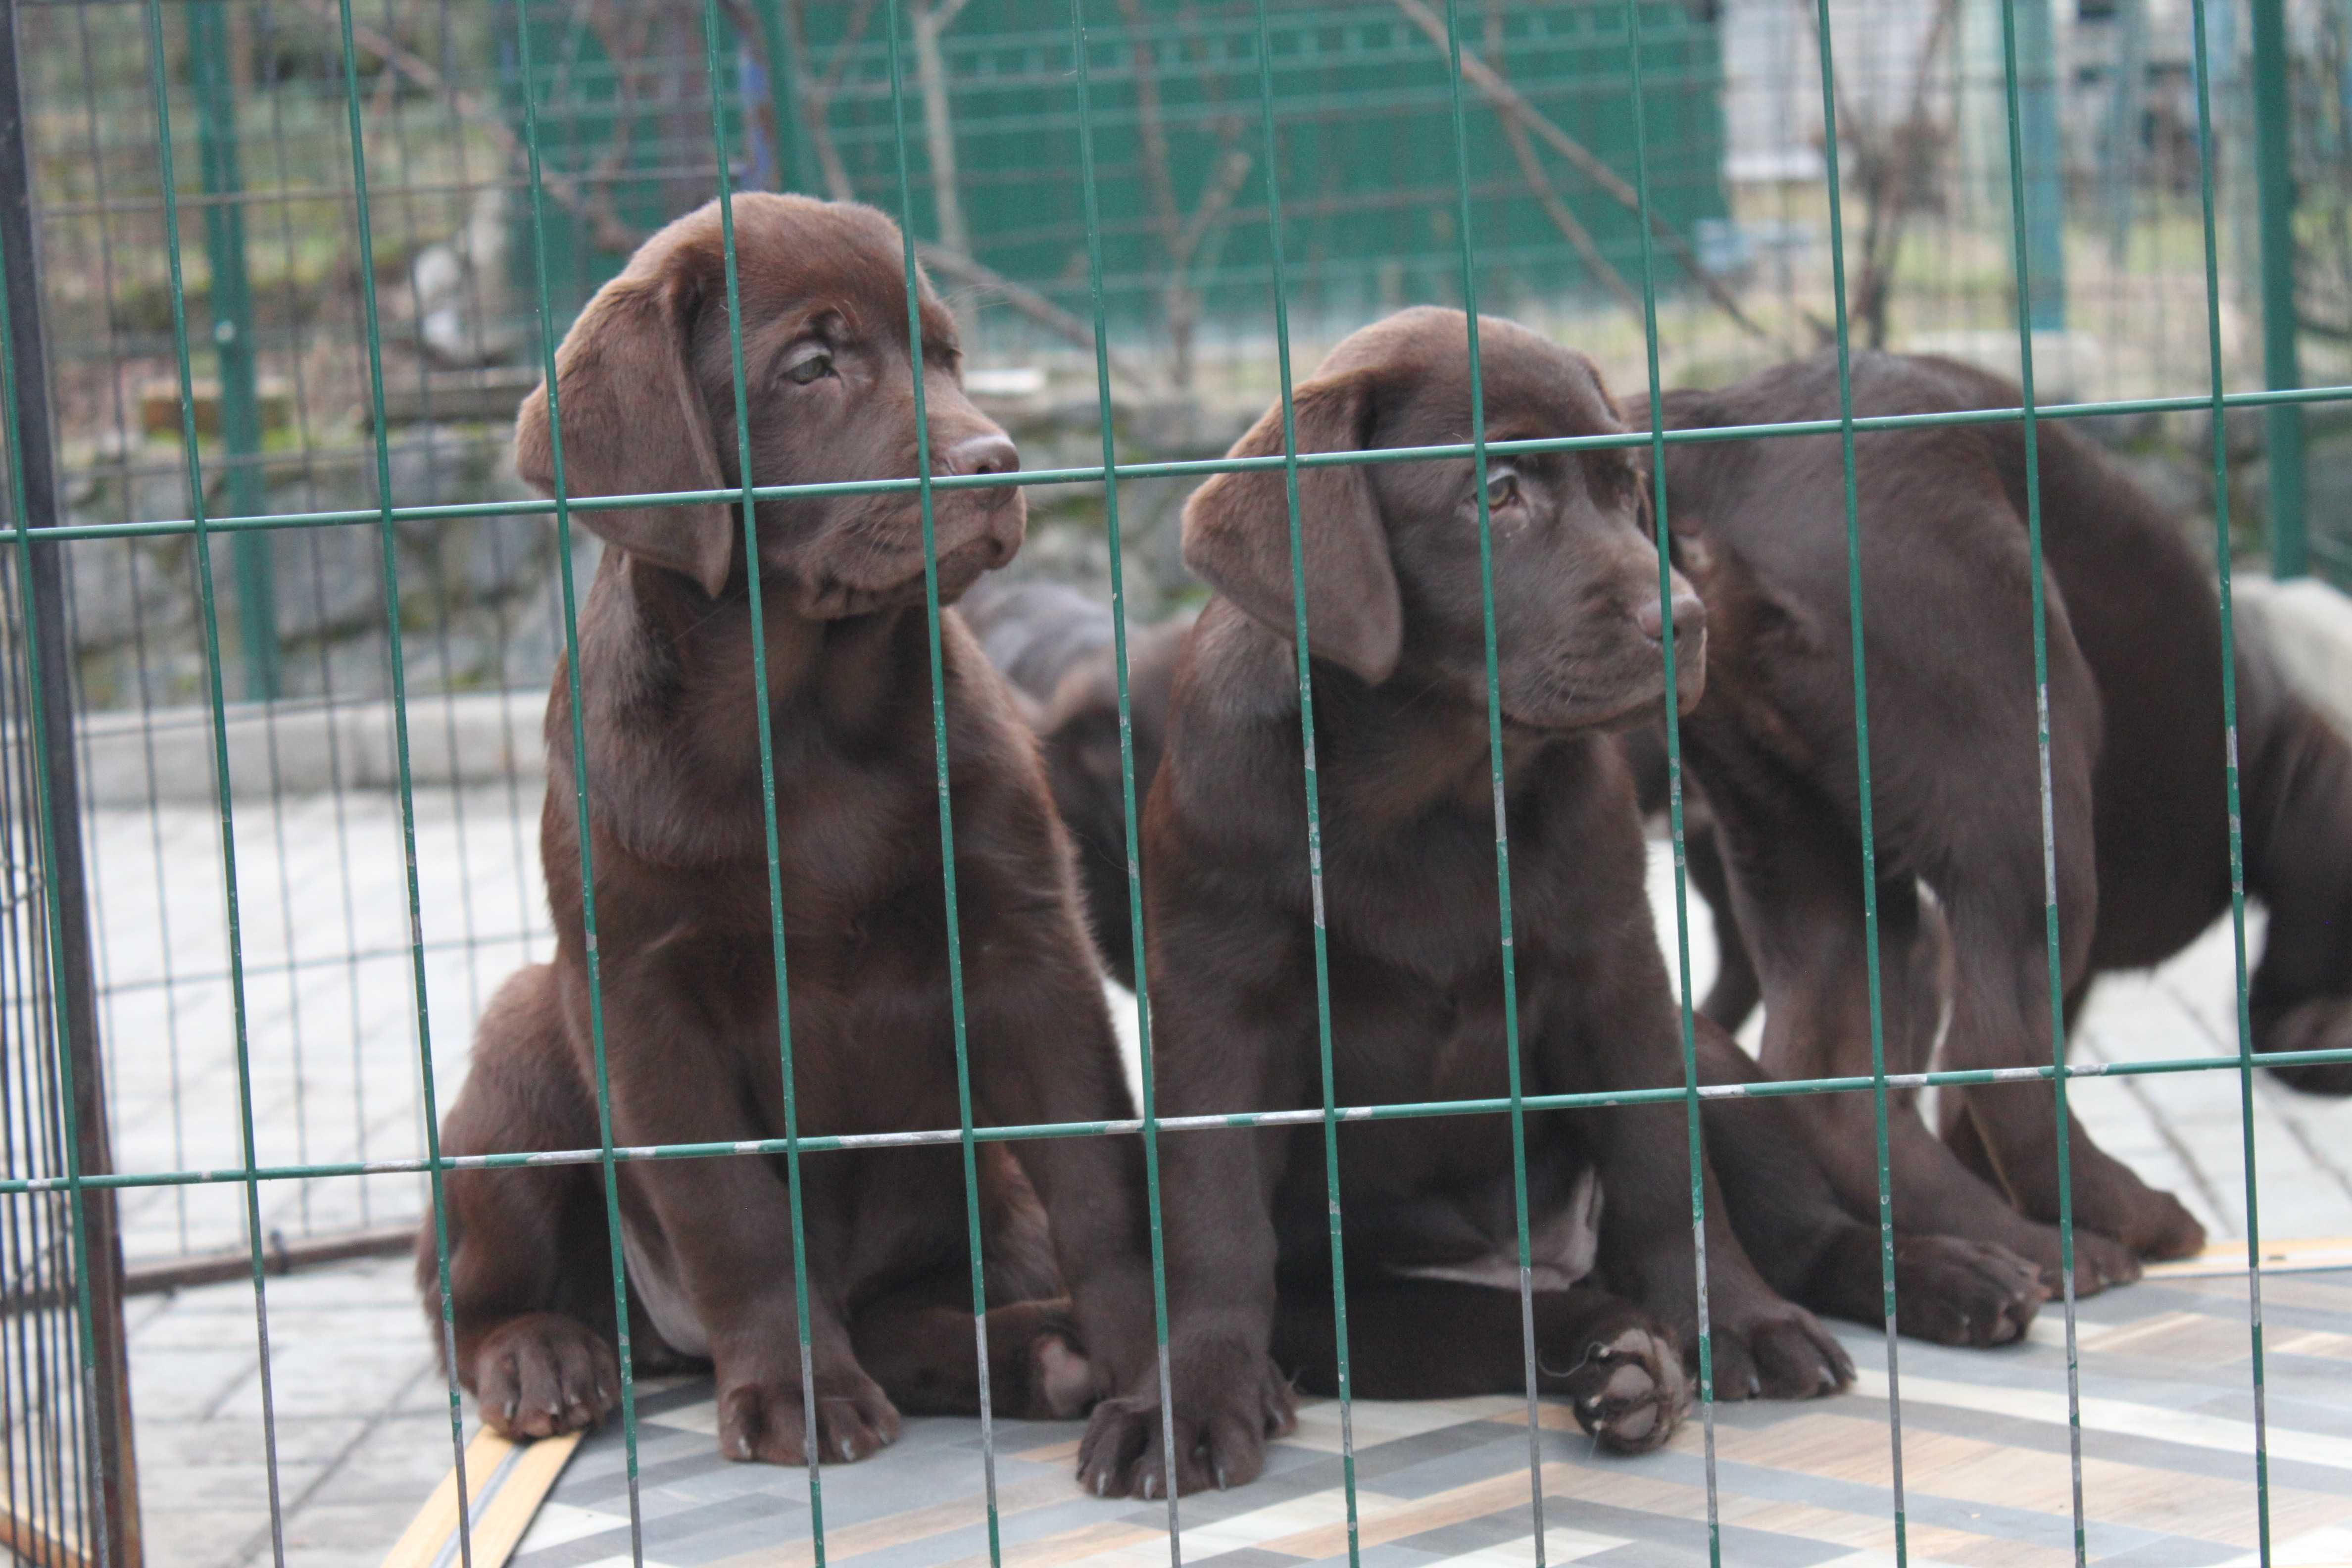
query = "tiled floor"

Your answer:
(502, 1264), (2352, 1568)
(52, 786), (2352, 1566)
